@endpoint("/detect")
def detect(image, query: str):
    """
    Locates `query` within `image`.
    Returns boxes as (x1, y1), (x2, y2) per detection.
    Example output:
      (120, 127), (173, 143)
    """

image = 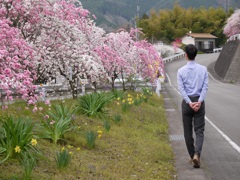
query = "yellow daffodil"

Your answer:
(77, 147), (81, 151)
(98, 134), (102, 138)
(69, 152), (73, 155)
(15, 146), (21, 153)
(122, 100), (125, 103)
(61, 147), (65, 151)
(127, 98), (132, 102)
(31, 138), (37, 146)
(97, 130), (103, 135)
(117, 97), (120, 101)
(68, 145), (73, 149)
(117, 102), (120, 105)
